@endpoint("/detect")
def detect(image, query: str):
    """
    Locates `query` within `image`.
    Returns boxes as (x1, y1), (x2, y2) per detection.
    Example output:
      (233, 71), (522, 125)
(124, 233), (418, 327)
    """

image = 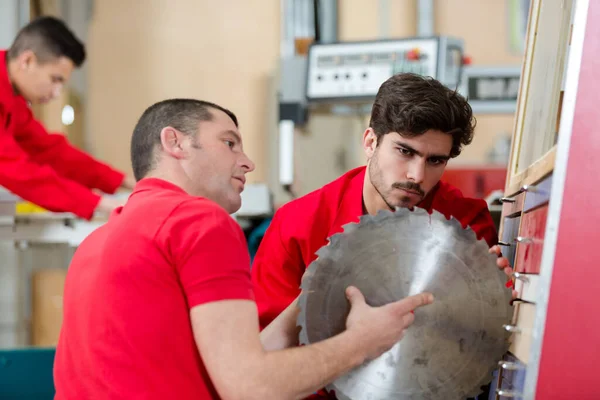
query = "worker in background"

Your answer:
(0, 16), (133, 220)
(251, 73), (516, 399)
(53, 98), (434, 399)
